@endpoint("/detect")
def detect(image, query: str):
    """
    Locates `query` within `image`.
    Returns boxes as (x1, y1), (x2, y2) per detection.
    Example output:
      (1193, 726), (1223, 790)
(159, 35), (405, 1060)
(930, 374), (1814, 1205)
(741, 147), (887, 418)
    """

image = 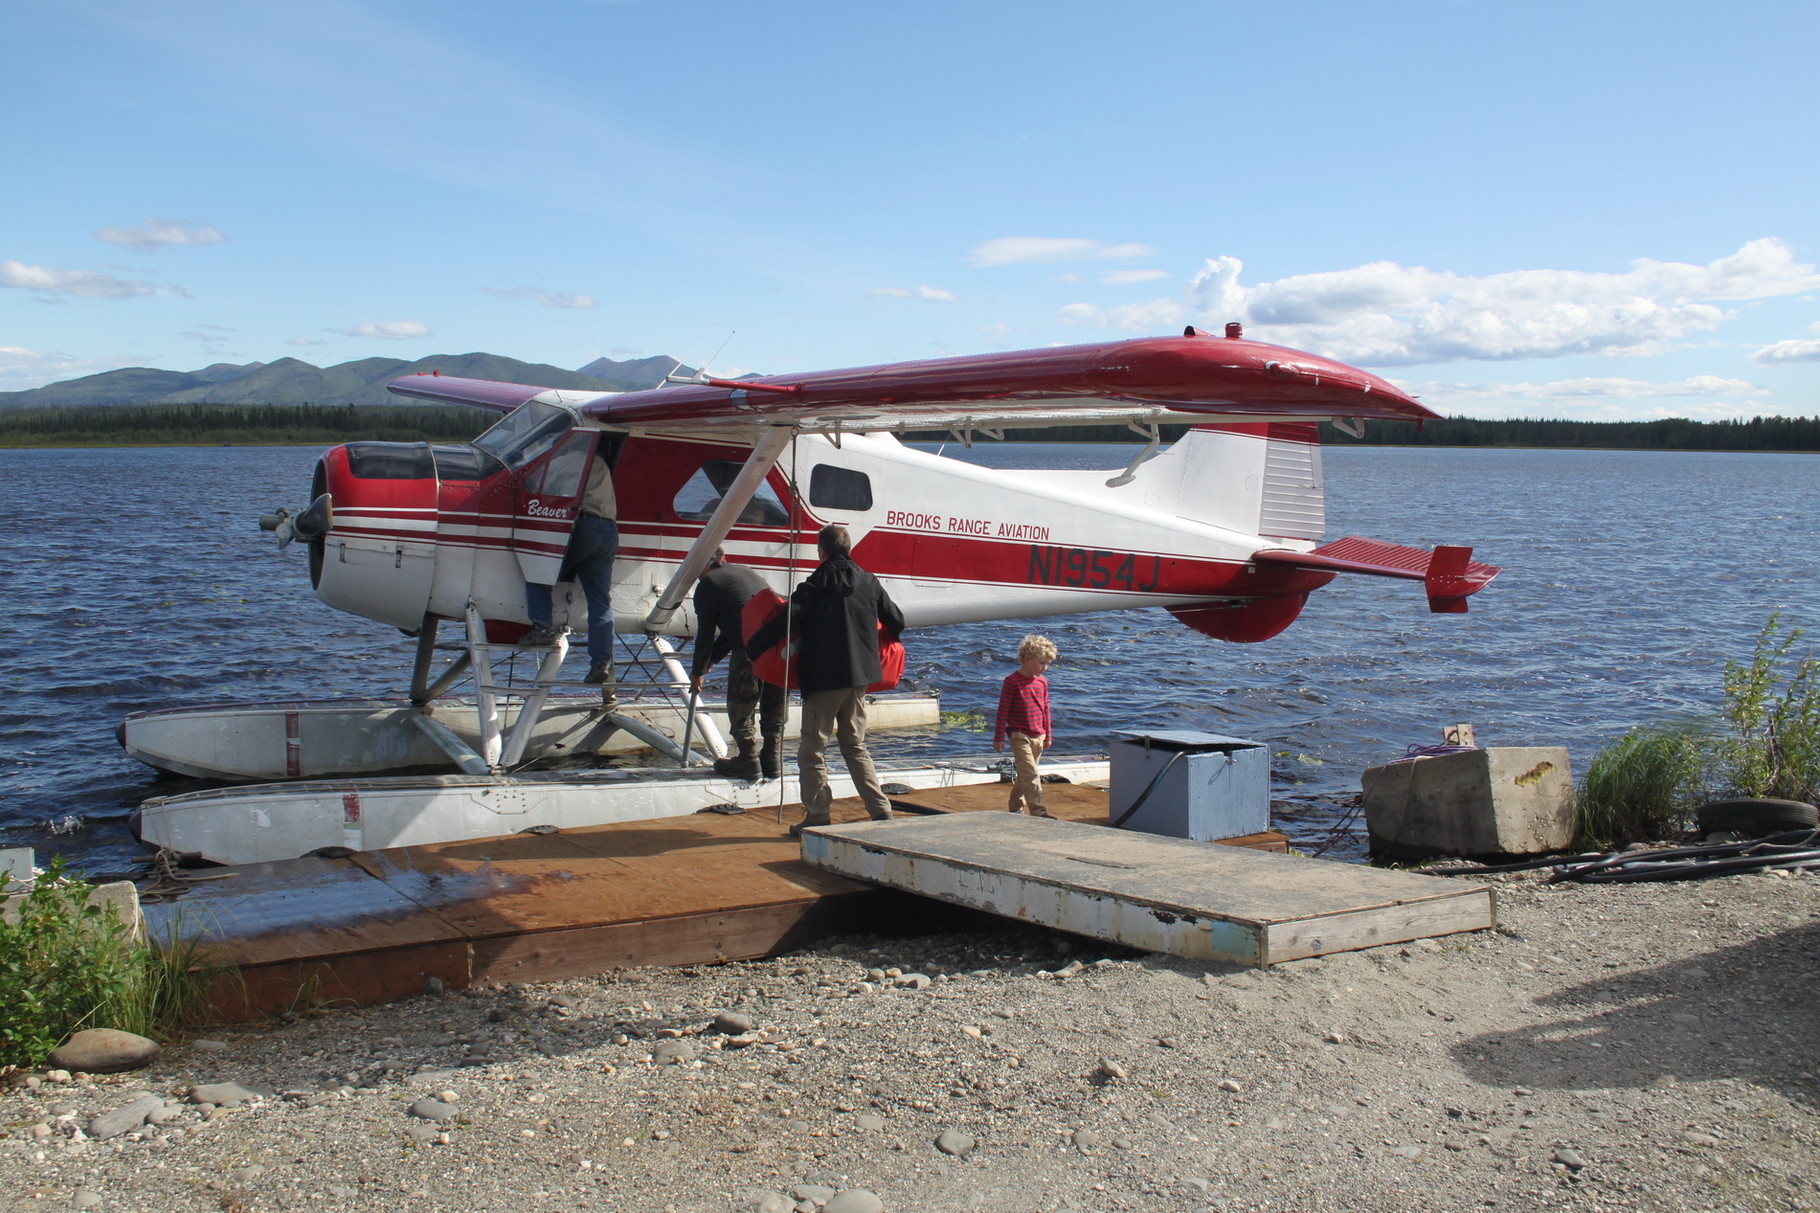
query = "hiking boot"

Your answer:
(788, 818), (831, 838)
(520, 623), (557, 648)
(758, 735), (782, 781)
(583, 663), (612, 684)
(713, 738), (761, 780)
